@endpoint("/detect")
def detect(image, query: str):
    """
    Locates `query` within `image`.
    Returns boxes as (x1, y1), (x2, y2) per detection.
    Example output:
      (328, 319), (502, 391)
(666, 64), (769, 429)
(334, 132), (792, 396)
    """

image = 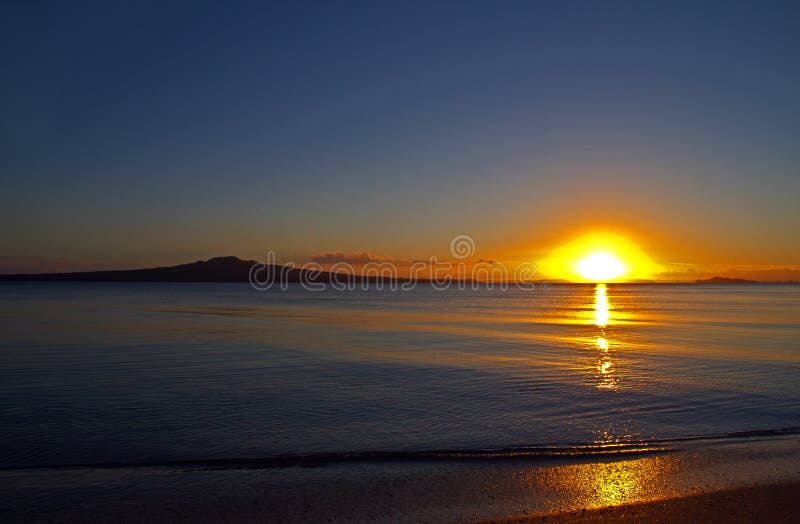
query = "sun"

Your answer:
(577, 252), (625, 282)
(536, 232), (661, 282)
